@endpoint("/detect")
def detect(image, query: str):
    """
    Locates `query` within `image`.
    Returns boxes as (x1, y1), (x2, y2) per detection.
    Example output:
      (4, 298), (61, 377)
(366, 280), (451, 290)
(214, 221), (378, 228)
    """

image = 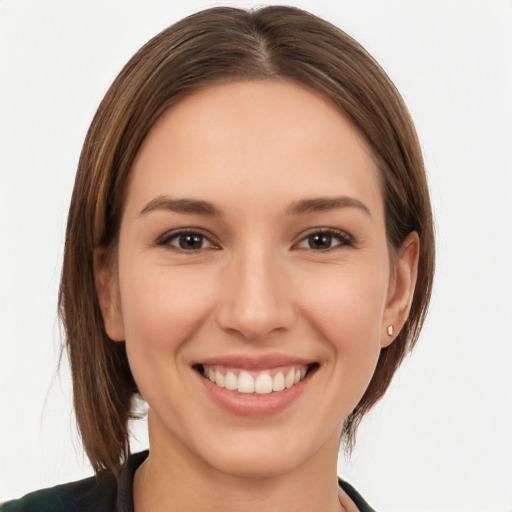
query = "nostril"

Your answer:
(214, 275), (297, 341)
